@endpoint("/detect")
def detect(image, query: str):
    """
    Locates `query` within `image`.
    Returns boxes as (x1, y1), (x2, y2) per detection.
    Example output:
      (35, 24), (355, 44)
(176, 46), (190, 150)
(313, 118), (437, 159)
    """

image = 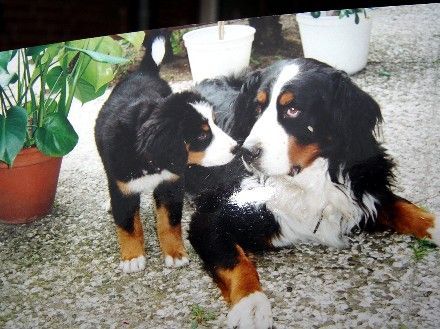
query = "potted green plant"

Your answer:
(0, 32), (144, 223)
(296, 8), (373, 75)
